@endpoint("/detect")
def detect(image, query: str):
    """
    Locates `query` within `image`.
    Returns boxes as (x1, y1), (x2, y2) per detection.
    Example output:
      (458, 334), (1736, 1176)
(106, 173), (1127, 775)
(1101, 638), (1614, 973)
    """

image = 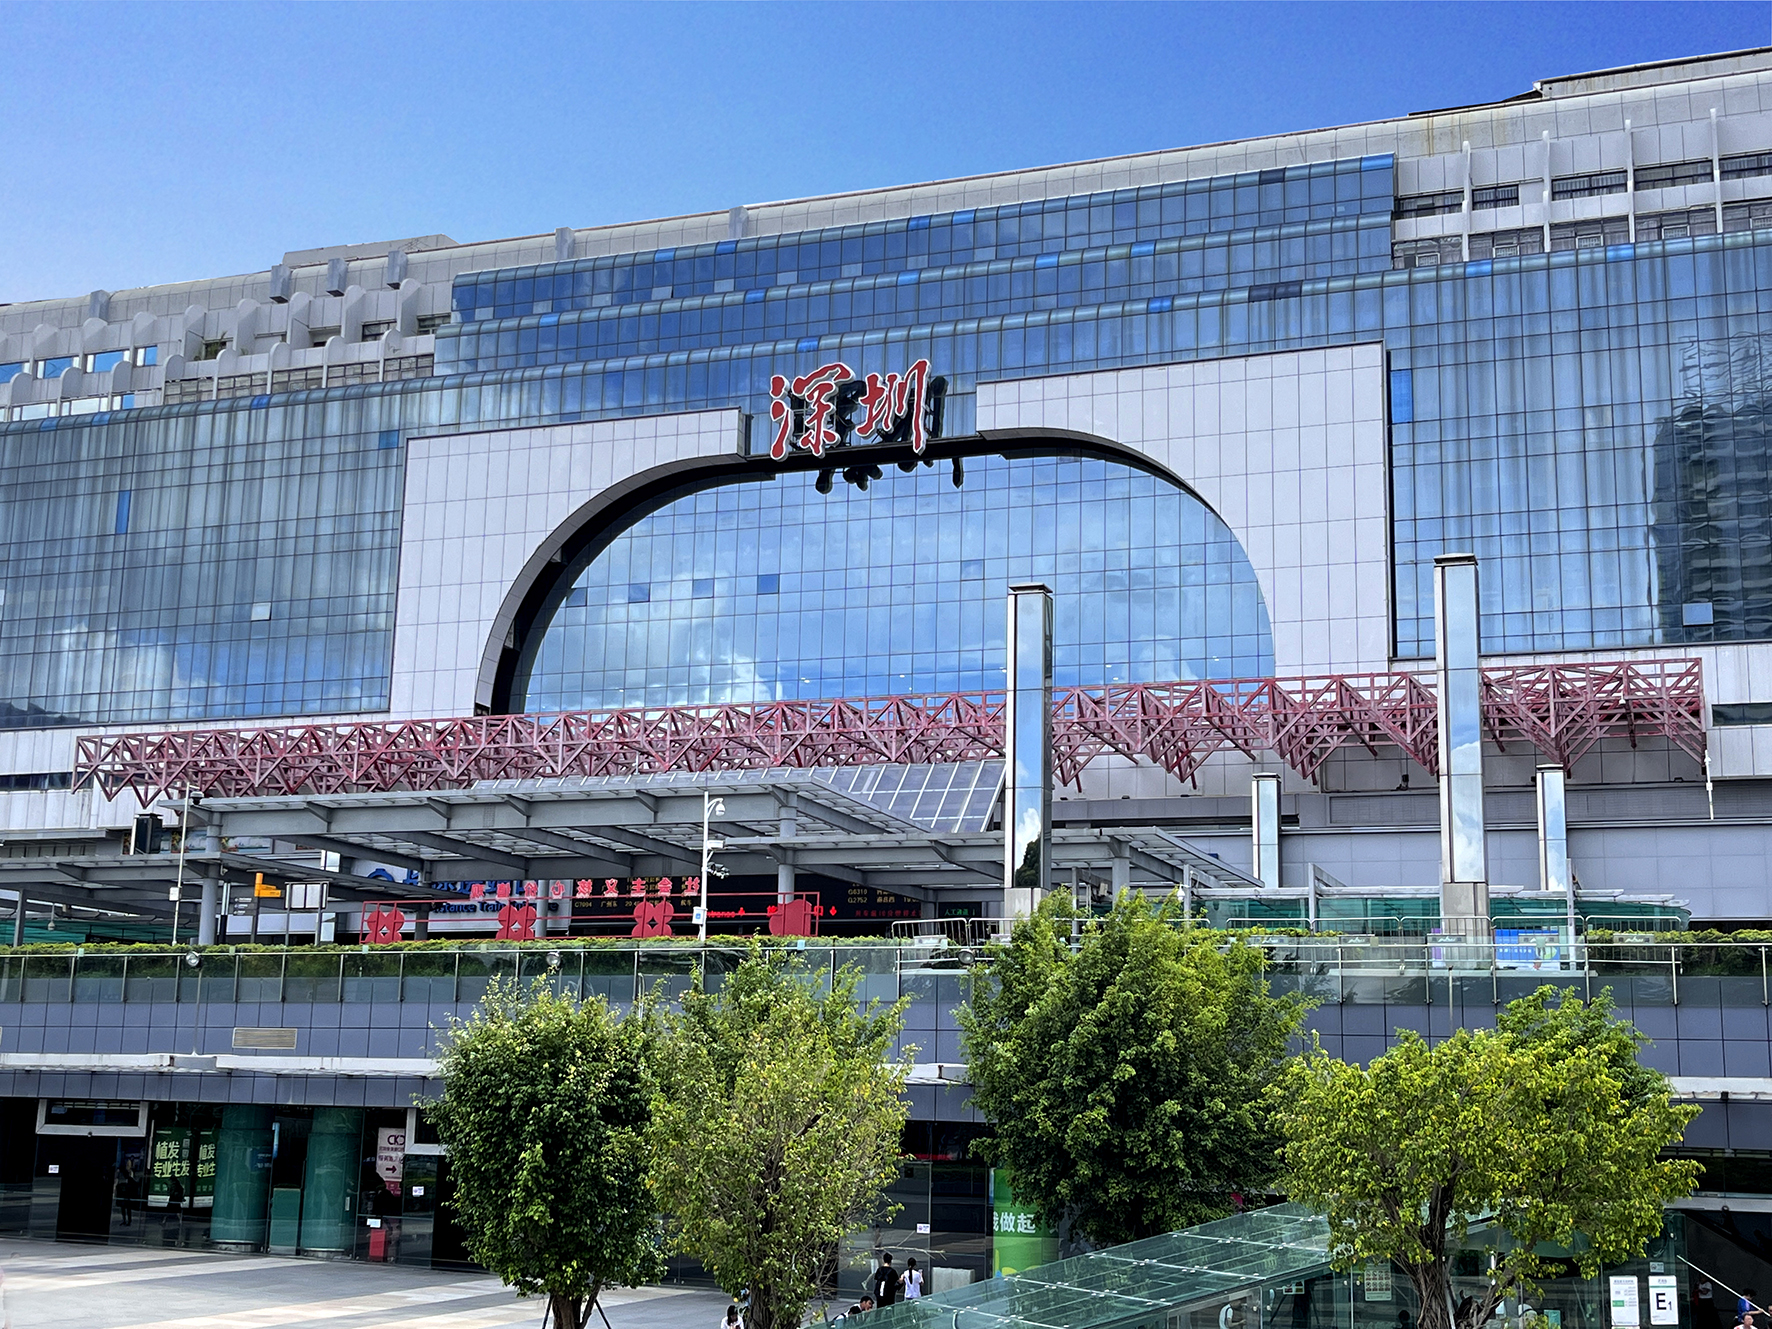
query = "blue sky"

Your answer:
(1, 1), (1767, 303)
